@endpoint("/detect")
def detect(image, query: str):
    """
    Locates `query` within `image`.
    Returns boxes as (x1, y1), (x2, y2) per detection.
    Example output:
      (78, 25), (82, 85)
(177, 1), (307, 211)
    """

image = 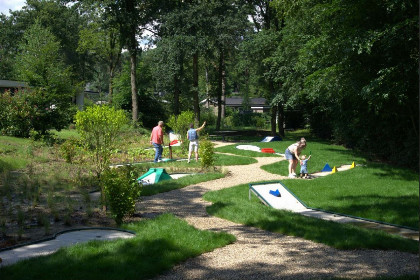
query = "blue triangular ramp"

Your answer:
(261, 136), (282, 142)
(269, 189), (281, 197)
(322, 163), (332, 172)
